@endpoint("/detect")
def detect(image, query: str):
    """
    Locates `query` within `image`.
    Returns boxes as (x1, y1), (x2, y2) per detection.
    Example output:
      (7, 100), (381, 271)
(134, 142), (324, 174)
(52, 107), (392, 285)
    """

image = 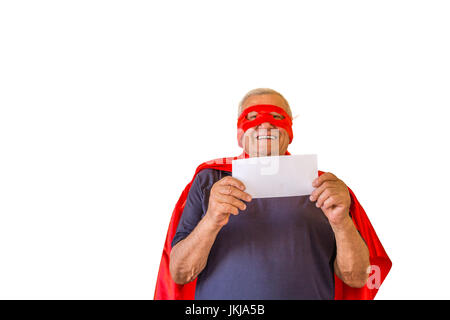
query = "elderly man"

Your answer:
(155, 88), (391, 300)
